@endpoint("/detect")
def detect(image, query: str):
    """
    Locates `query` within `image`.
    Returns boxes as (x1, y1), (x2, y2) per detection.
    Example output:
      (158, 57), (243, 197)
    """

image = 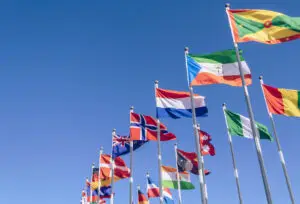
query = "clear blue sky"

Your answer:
(1, 1), (299, 203)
